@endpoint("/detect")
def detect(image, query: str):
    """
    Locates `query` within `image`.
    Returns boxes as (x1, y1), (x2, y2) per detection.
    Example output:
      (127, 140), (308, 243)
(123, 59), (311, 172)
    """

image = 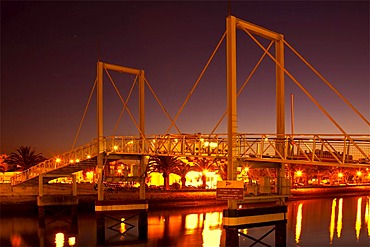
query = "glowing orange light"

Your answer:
(296, 170), (303, 177)
(356, 197), (362, 240)
(338, 172), (343, 178)
(113, 145), (119, 151)
(55, 233), (64, 247)
(55, 158), (61, 163)
(68, 237), (76, 246)
(329, 198), (336, 243)
(337, 198), (343, 238)
(357, 171), (362, 177)
(295, 203), (303, 243)
(87, 155), (91, 159)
